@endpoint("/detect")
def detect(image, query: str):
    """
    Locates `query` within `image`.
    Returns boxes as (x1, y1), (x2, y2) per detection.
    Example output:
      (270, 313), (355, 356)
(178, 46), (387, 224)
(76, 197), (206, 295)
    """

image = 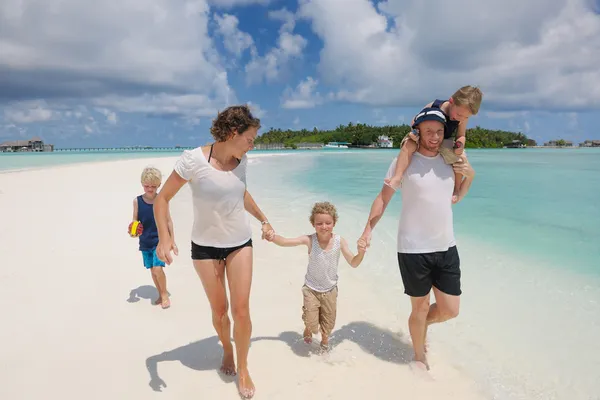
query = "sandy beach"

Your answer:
(0, 155), (486, 400)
